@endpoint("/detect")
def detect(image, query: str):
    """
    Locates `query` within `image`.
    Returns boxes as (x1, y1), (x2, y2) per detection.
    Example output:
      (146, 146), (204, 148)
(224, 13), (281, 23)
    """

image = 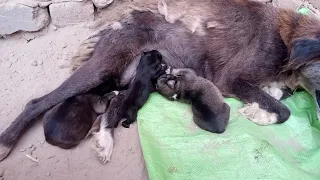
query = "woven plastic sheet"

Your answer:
(137, 91), (320, 180)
